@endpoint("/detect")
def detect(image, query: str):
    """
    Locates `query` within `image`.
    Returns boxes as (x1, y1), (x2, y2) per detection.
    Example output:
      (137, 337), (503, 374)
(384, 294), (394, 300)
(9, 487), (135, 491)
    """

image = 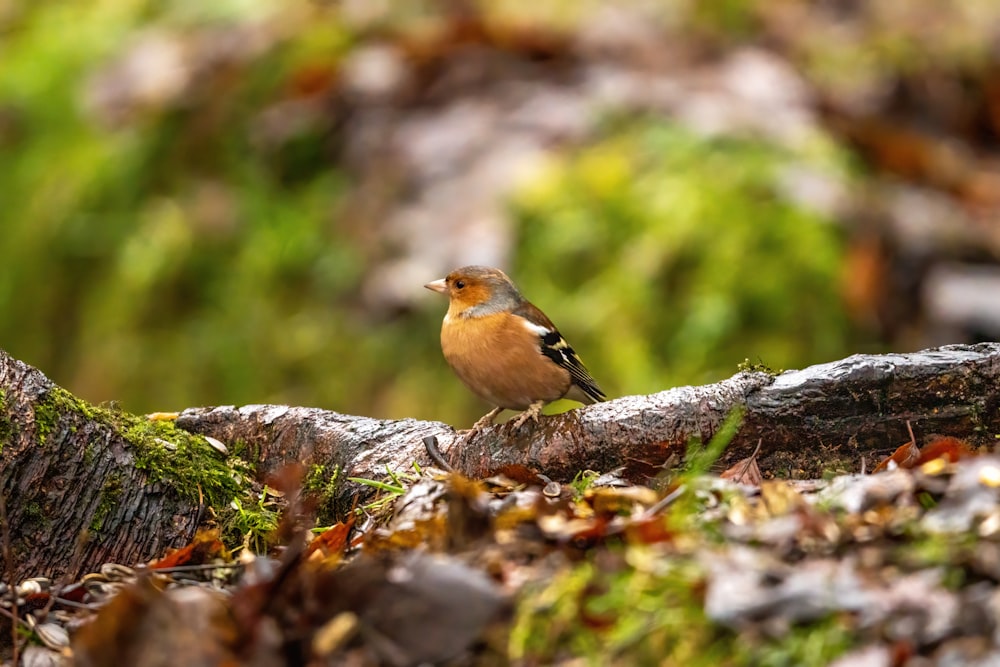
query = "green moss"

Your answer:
(90, 474), (123, 533)
(121, 416), (247, 508)
(744, 617), (854, 667)
(82, 439), (95, 466)
(21, 501), (48, 530)
(0, 388), (11, 454)
(569, 469), (601, 498)
(15, 385), (267, 552)
(736, 358), (779, 375)
(27, 386), (251, 512)
(226, 438), (258, 472)
(33, 393), (59, 445)
(31, 387), (110, 445)
(304, 463), (328, 491)
(224, 489), (282, 553)
(304, 463), (342, 525)
(969, 400), (987, 434)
